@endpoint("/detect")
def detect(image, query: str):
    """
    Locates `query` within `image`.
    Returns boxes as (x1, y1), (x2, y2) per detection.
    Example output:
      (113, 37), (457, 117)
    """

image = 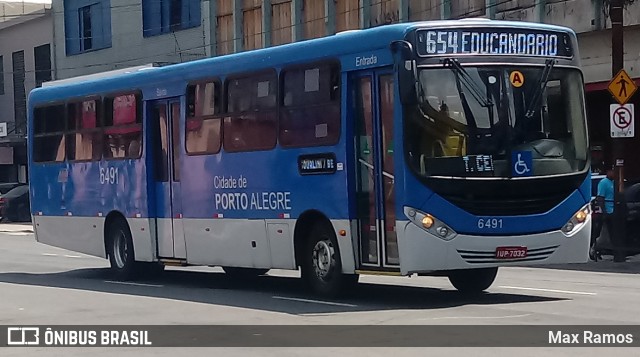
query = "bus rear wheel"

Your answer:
(448, 267), (498, 294)
(222, 267), (269, 278)
(107, 219), (138, 280)
(301, 222), (358, 297)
